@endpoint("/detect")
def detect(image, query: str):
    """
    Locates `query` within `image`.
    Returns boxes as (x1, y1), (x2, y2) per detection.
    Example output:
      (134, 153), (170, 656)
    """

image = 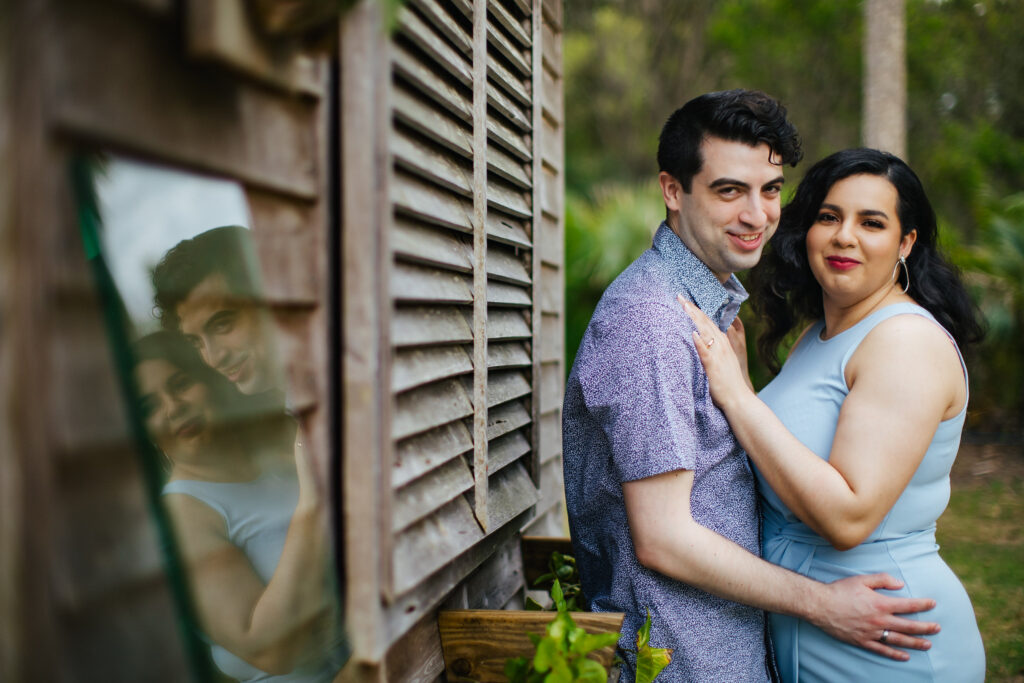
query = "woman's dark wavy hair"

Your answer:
(750, 148), (985, 374)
